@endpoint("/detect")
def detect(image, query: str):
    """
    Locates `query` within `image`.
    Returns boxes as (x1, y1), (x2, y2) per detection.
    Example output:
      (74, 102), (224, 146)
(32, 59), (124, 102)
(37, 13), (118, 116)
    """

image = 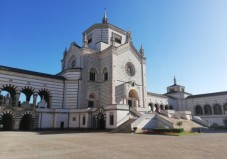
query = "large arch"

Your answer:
(0, 111), (15, 130)
(154, 103), (159, 112)
(0, 84), (18, 107)
(195, 105), (203, 115)
(20, 86), (35, 107)
(148, 103), (154, 112)
(37, 89), (51, 108)
(92, 108), (106, 130)
(213, 104), (222, 115)
(19, 112), (35, 131)
(204, 105), (212, 115)
(128, 89), (139, 108)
